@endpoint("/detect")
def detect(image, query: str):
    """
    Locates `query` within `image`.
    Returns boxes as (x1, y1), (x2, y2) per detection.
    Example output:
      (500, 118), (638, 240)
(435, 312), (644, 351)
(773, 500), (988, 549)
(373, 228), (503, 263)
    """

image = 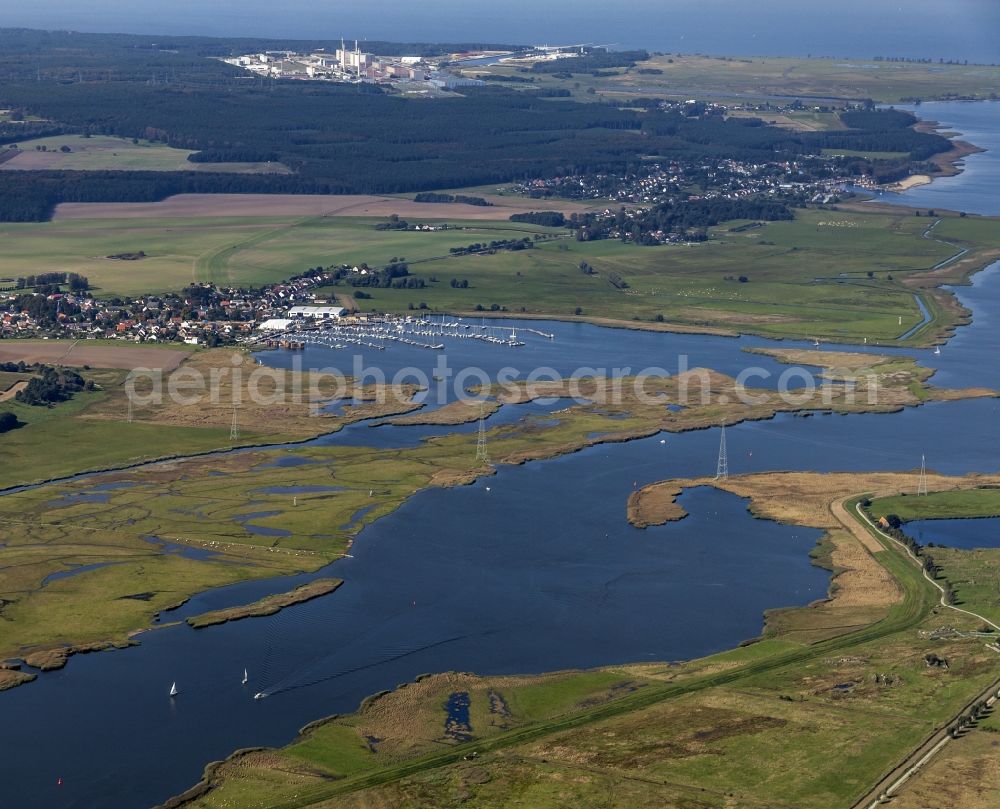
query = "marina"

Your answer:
(250, 314), (549, 353)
